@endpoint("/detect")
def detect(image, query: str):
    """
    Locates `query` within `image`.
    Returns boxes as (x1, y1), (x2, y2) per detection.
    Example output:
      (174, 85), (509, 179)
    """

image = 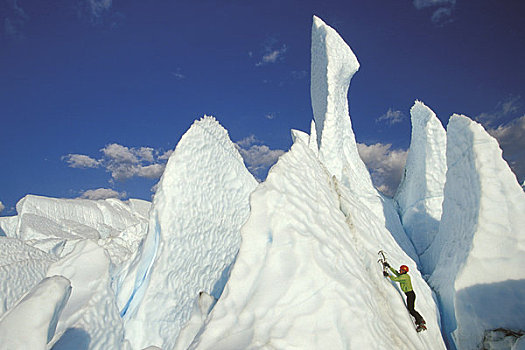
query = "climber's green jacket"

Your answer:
(388, 267), (413, 293)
